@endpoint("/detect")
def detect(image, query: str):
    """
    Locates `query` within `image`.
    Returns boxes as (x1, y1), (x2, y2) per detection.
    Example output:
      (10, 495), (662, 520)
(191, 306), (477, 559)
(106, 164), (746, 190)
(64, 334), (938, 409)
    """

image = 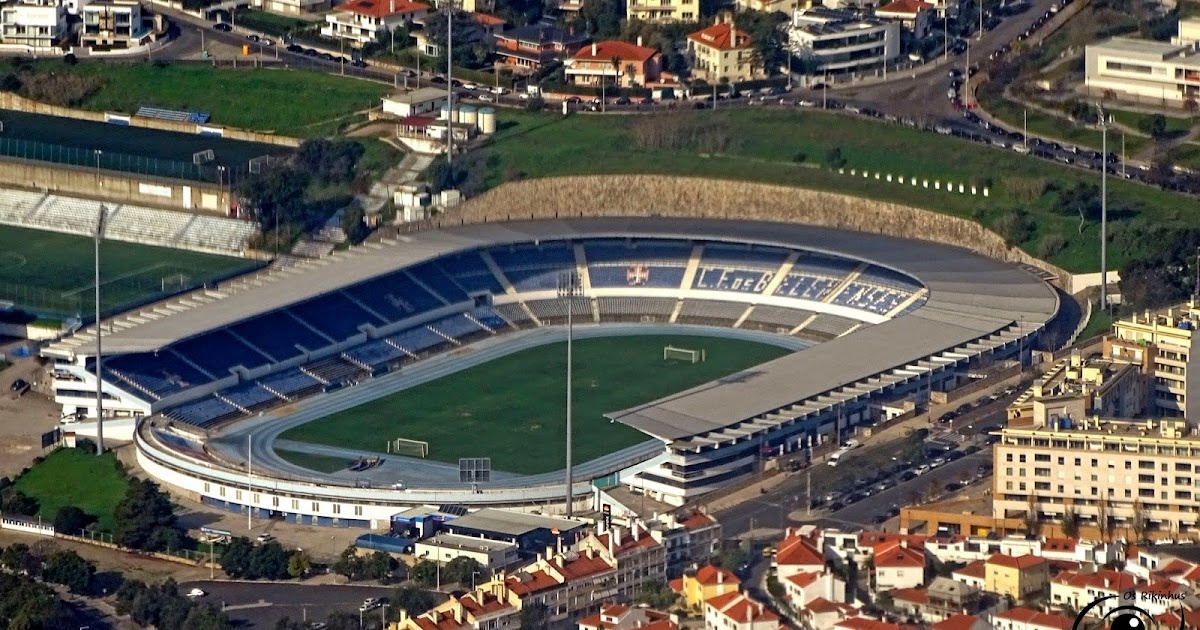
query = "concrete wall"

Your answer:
(416, 175), (1074, 290)
(0, 92), (301, 147)
(0, 158), (233, 212)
